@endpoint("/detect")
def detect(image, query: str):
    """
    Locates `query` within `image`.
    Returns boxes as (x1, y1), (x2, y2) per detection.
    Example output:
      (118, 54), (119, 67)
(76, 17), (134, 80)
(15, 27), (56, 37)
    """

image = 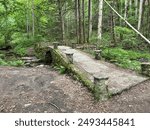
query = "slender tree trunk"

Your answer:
(26, 0), (30, 38)
(78, 0), (83, 44)
(3, 1), (9, 44)
(87, 0), (92, 43)
(58, 0), (65, 42)
(141, 0), (146, 35)
(97, 0), (103, 44)
(124, 0), (128, 20)
(129, 0), (132, 10)
(119, 0), (123, 26)
(31, 0), (35, 37)
(135, 0), (138, 17)
(75, 0), (79, 44)
(138, 0), (144, 30)
(82, 0), (86, 43)
(147, 0), (150, 38)
(110, 2), (116, 45)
